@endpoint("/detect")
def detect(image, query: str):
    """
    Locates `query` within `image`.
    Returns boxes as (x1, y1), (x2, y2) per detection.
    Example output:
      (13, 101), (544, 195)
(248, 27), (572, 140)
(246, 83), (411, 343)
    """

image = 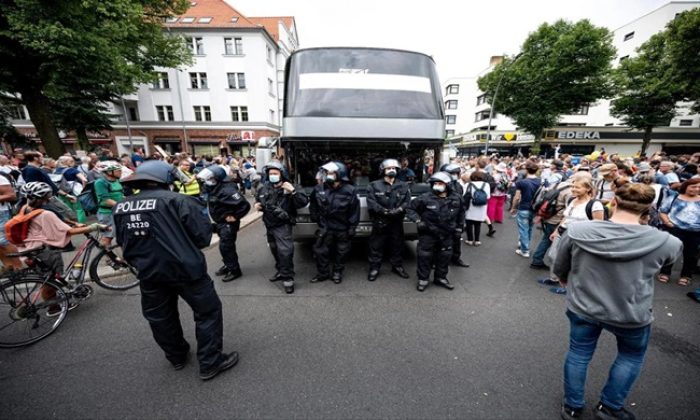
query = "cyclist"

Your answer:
(17, 182), (106, 315)
(94, 161), (125, 248)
